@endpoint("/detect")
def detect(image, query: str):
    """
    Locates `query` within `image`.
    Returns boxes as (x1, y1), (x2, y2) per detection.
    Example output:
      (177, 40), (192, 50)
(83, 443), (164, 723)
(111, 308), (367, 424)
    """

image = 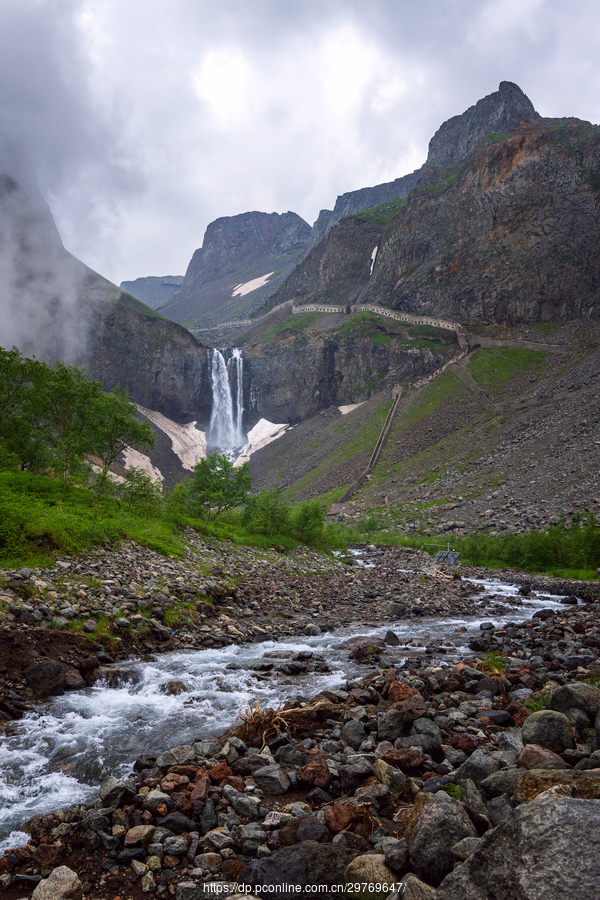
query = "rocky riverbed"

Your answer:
(1, 538), (600, 899)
